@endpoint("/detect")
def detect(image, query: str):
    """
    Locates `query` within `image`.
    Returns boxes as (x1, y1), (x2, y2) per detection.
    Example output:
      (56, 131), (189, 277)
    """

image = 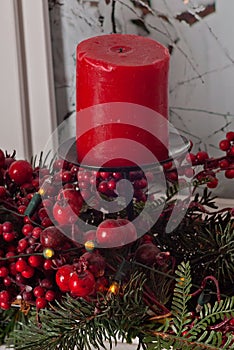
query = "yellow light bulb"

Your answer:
(85, 240), (95, 252)
(108, 281), (120, 295)
(43, 248), (54, 259)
